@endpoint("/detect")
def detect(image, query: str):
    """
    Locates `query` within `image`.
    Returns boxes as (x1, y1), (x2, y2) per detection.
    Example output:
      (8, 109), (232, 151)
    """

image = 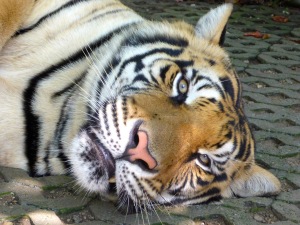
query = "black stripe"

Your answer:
(150, 74), (159, 86)
(234, 134), (246, 161)
(121, 97), (128, 125)
(243, 139), (252, 161)
(23, 23), (136, 175)
(102, 102), (110, 136)
(159, 65), (171, 83)
(97, 47), (183, 99)
(193, 75), (204, 85)
(174, 60), (194, 68)
(193, 75), (224, 99)
(15, 0), (90, 36)
(190, 69), (197, 82)
(197, 84), (213, 91)
(87, 9), (130, 24)
(132, 74), (149, 84)
(213, 173), (227, 182)
(115, 48), (184, 79)
(205, 58), (216, 66)
(163, 187), (220, 205)
(111, 100), (121, 139)
(52, 72), (87, 98)
(200, 195), (222, 204)
(190, 173), (195, 189)
(121, 34), (189, 48)
(52, 73), (87, 171)
(43, 142), (51, 176)
(220, 77), (235, 103)
(168, 175), (189, 196)
(197, 176), (209, 186)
